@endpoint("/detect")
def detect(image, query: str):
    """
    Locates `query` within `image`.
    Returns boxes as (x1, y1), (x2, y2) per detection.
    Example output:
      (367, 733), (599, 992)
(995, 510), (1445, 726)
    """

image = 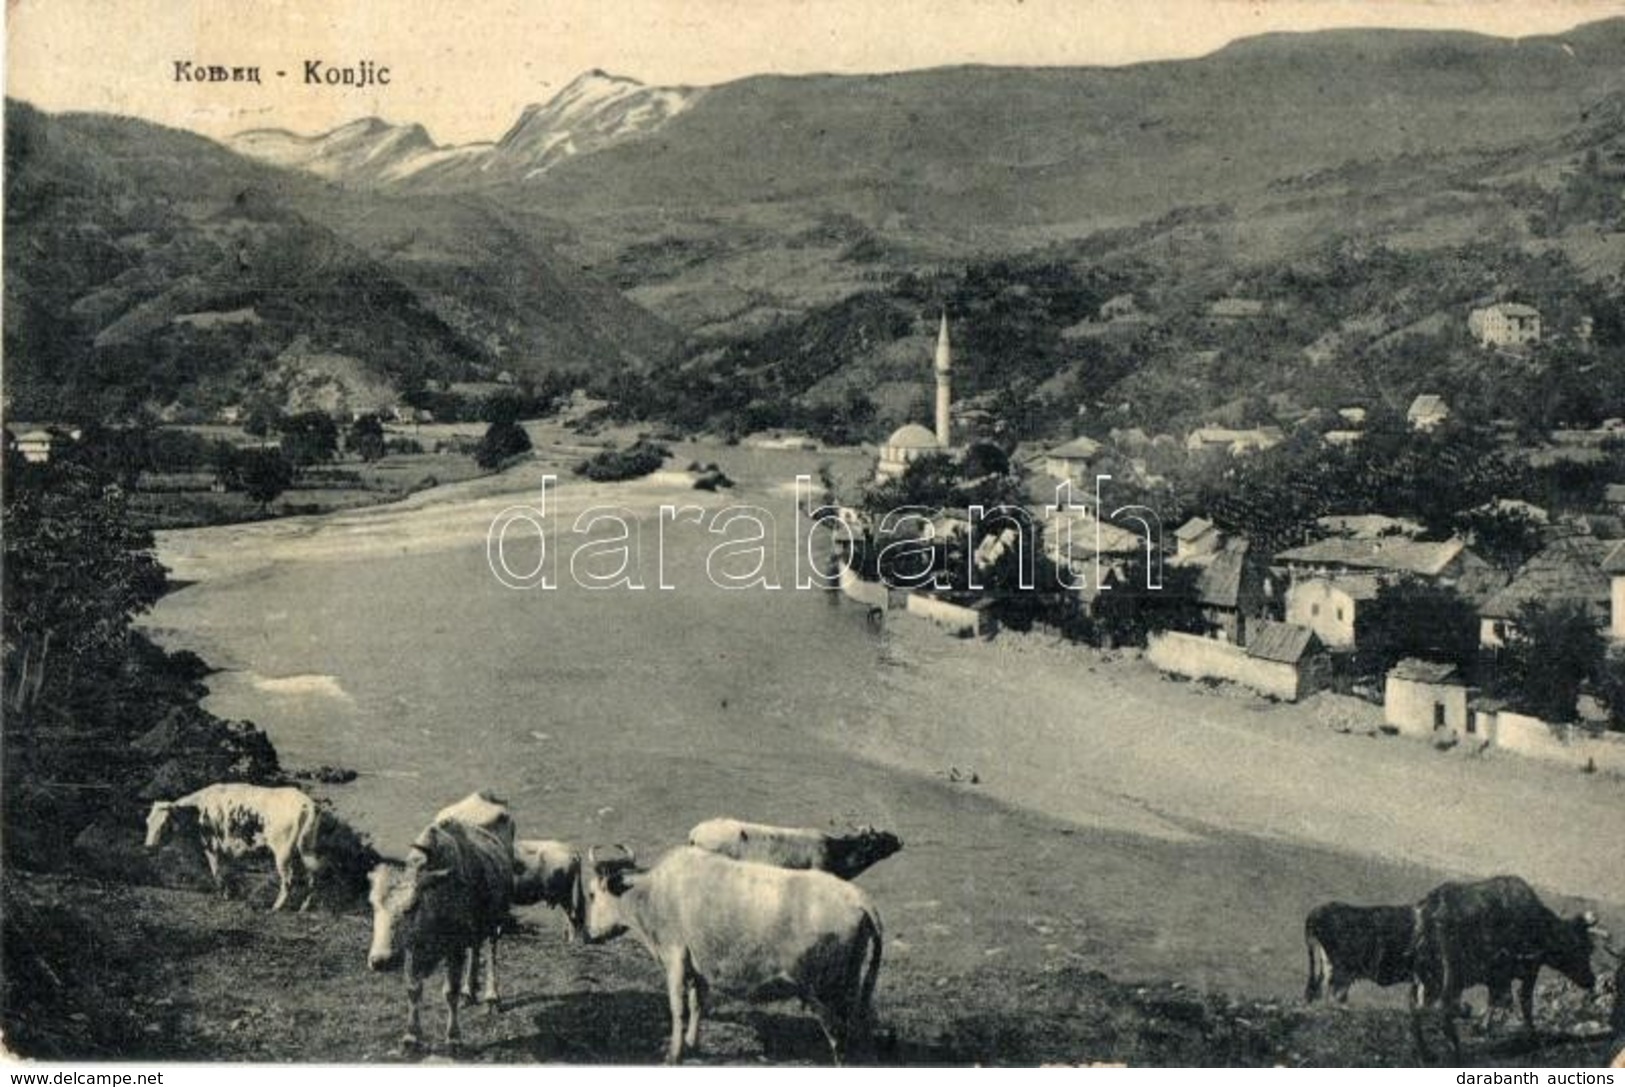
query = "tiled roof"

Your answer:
(1045, 436), (1103, 460)
(1479, 536), (1617, 618)
(1275, 536), (1466, 577)
(1196, 539), (1250, 609)
(1247, 620), (1318, 664)
(1175, 516), (1215, 541)
(1389, 658), (1459, 684)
